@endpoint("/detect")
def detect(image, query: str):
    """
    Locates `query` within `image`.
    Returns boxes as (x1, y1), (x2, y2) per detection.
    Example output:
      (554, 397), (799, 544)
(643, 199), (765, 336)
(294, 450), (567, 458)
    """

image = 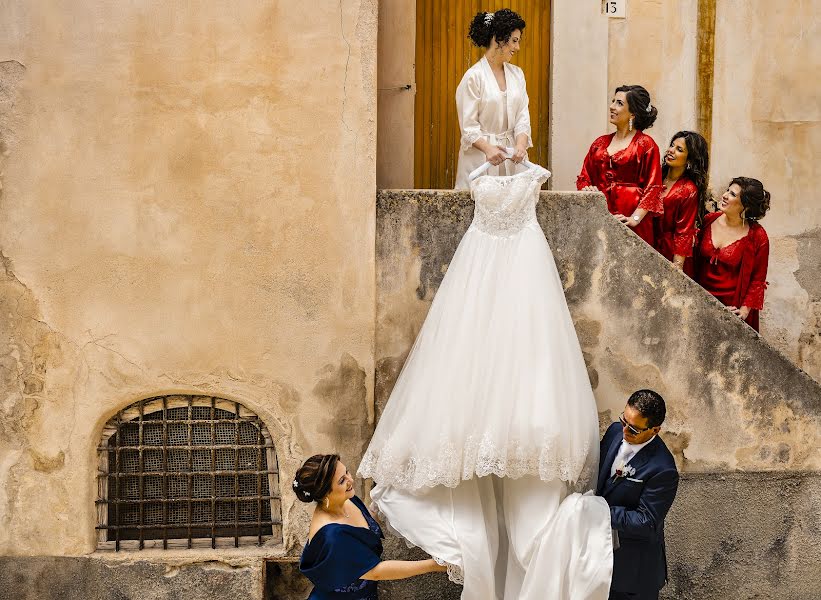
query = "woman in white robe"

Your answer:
(454, 12), (533, 190)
